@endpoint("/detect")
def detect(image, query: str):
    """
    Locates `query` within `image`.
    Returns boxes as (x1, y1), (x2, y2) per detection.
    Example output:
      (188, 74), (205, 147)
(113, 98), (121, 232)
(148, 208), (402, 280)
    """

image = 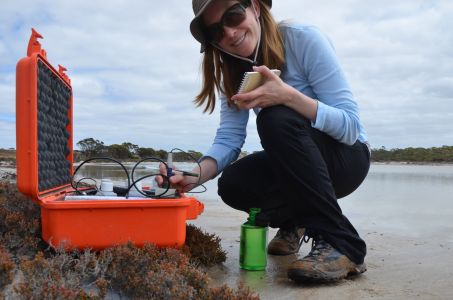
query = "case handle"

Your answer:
(186, 198), (204, 220)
